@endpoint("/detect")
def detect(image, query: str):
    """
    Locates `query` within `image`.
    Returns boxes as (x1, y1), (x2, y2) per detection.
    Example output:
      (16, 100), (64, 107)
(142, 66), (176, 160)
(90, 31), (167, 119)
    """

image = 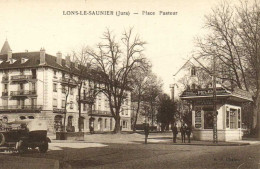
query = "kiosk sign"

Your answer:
(195, 111), (202, 128)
